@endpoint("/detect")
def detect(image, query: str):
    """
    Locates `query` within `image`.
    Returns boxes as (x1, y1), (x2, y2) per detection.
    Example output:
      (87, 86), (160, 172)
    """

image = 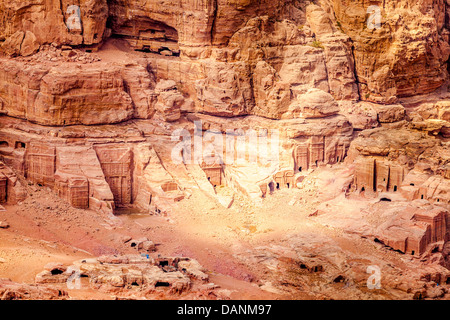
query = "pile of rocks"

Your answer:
(18, 43), (101, 64)
(35, 254), (209, 296)
(0, 278), (68, 300)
